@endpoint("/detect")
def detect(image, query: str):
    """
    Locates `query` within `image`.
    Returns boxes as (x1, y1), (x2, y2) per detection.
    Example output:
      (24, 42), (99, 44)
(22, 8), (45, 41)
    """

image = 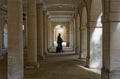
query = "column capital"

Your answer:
(37, 3), (44, 8)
